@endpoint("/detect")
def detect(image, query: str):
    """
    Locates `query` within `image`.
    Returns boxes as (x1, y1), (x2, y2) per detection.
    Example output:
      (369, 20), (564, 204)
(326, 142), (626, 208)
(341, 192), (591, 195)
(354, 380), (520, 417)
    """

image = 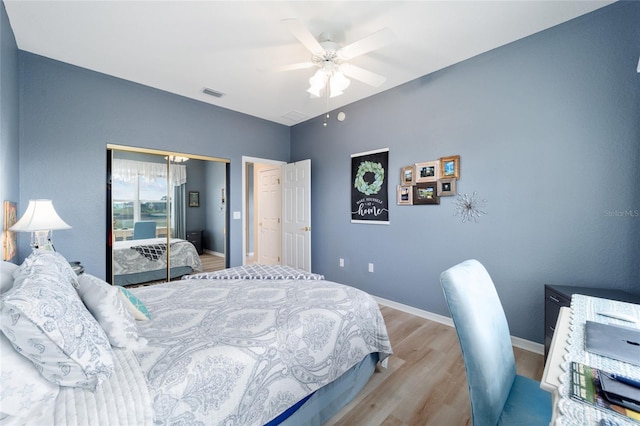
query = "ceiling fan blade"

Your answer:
(271, 62), (316, 72)
(341, 63), (386, 87)
(337, 28), (395, 61)
(282, 18), (324, 56)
